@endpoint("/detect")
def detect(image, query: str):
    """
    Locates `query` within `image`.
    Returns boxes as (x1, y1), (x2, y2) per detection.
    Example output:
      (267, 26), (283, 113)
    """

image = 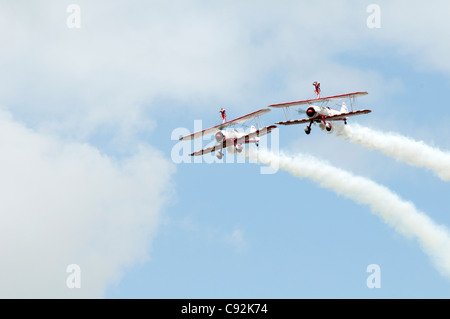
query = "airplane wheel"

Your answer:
(216, 153), (223, 160)
(304, 127), (311, 135)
